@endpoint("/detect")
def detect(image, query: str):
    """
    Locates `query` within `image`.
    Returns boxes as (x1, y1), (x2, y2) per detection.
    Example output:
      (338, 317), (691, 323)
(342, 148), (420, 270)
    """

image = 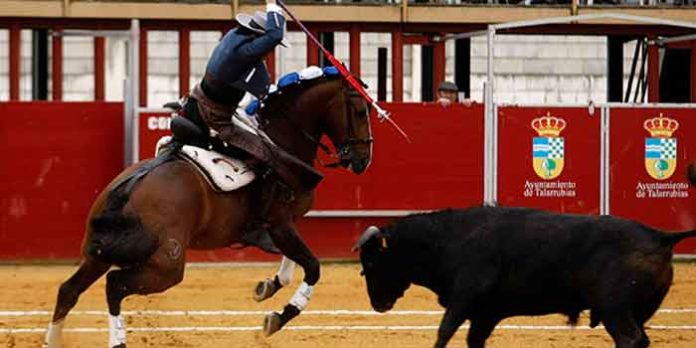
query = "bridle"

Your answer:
(321, 85), (374, 168)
